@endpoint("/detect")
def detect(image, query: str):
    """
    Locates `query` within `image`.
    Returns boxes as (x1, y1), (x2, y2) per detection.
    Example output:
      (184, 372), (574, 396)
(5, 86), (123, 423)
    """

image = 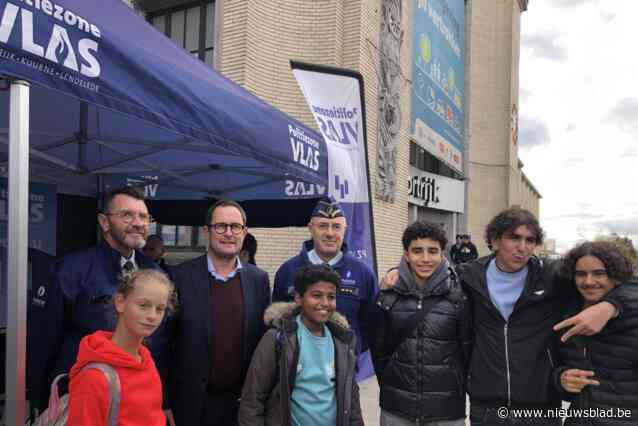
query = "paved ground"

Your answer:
(359, 376), (471, 425)
(359, 376), (381, 425)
